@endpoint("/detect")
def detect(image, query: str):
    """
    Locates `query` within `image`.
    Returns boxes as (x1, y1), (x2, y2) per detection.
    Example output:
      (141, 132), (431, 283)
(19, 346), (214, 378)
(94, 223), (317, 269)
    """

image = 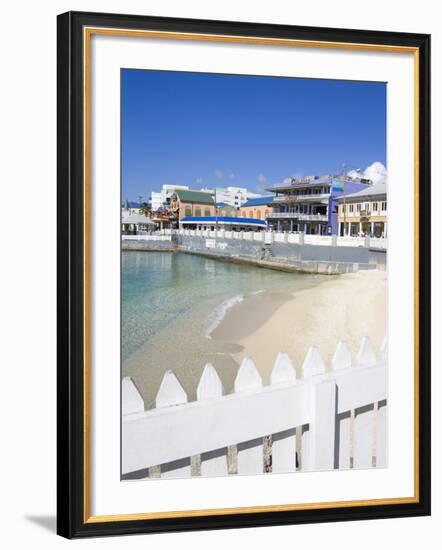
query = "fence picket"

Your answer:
(375, 400), (388, 467)
(122, 376), (144, 415)
(302, 346), (326, 378)
(331, 341), (352, 468)
(156, 371), (191, 478)
(235, 358), (264, 474)
(301, 346), (327, 469)
(197, 364), (228, 477)
(353, 337), (377, 468)
(356, 336), (377, 368)
(270, 353), (297, 472)
(332, 341), (352, 371)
